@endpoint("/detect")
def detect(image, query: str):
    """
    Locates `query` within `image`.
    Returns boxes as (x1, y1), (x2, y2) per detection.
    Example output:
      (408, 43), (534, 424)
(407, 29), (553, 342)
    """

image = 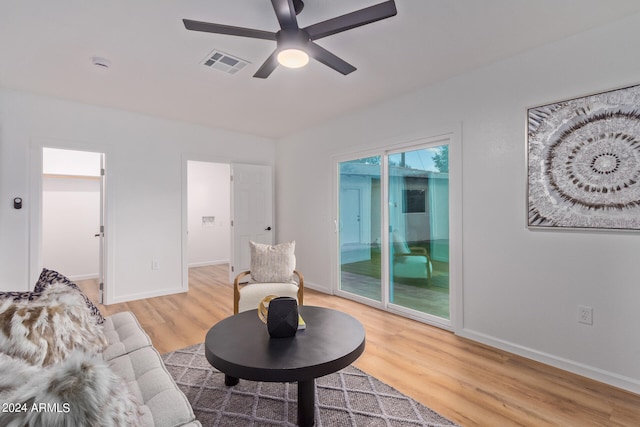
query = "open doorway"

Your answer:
(182, 160), (273, 294)
(183, 161), (274, 283)
(42, 148), (105, 303)
(187, 161), (231, 272)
